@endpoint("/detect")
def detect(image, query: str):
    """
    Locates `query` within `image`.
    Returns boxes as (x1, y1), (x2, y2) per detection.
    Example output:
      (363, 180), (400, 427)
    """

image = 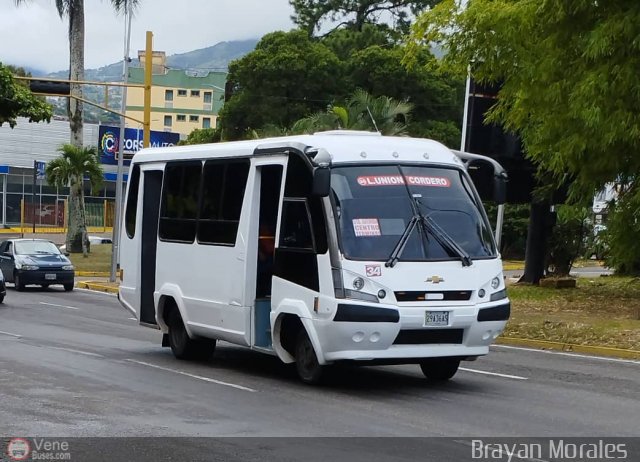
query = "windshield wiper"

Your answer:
(385, 215), (420, 268)
(414, 198), (472, 267)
